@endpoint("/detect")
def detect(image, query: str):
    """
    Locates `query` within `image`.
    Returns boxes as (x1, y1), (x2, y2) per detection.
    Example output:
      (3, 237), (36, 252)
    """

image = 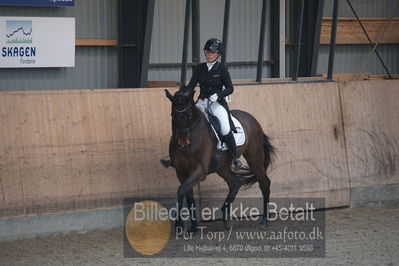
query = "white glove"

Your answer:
(209, 93), (218, 102)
